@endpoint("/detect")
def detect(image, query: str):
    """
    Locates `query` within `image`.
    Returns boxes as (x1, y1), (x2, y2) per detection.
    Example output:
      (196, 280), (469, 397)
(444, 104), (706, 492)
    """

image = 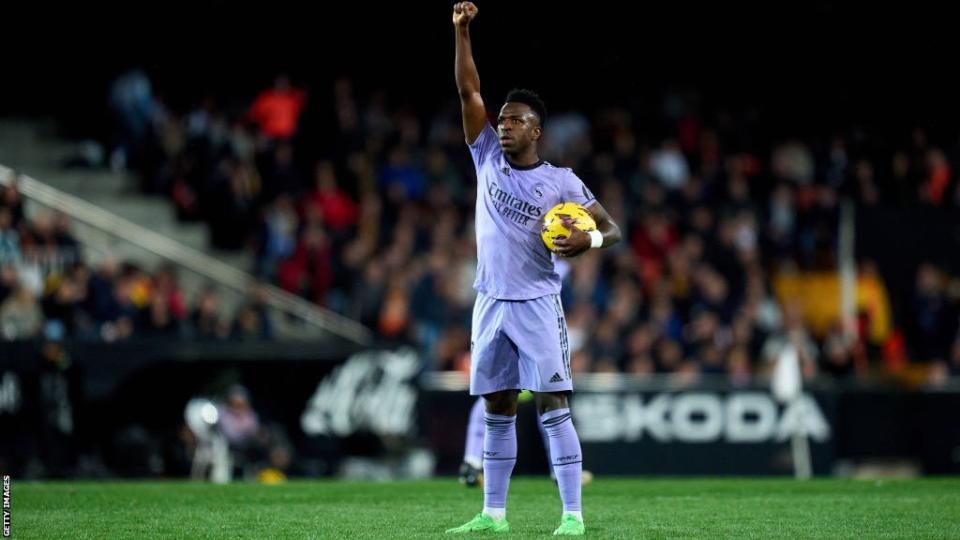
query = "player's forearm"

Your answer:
(596, 219), (622, 248)
(455, 26), (481, 97)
